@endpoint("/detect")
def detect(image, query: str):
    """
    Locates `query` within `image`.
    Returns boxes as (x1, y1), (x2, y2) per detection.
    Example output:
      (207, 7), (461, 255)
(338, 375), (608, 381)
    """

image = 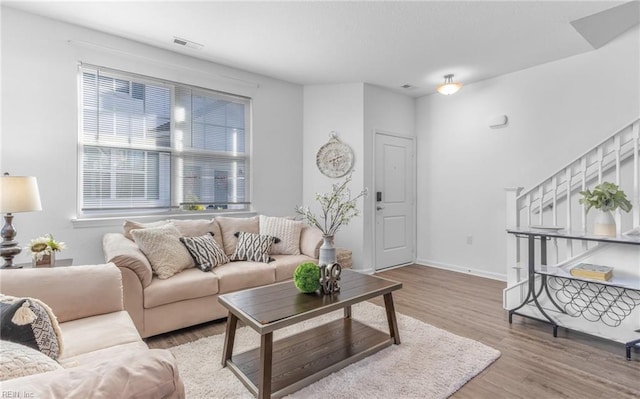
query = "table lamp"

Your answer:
(0, 174), (42, 268)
